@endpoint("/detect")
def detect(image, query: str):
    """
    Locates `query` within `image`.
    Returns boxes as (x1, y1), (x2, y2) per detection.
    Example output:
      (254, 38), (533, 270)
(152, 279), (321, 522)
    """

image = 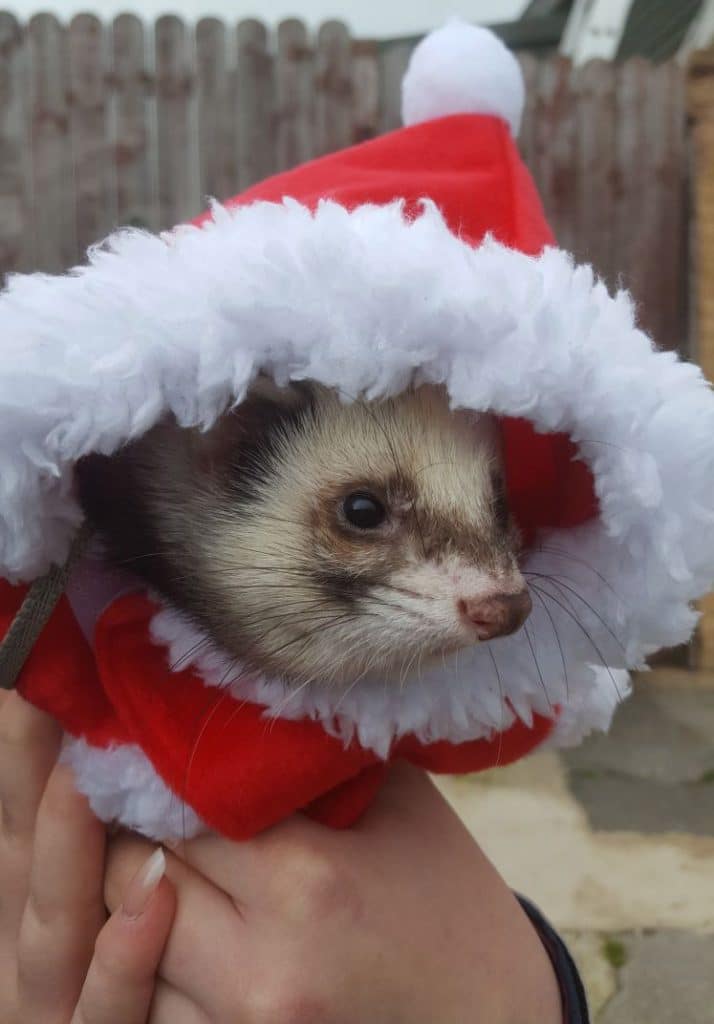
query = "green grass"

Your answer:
(602, 937), (628, 970)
